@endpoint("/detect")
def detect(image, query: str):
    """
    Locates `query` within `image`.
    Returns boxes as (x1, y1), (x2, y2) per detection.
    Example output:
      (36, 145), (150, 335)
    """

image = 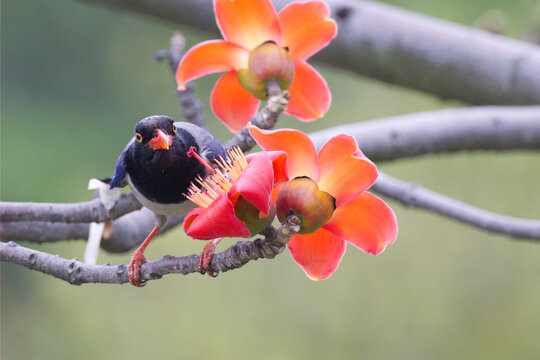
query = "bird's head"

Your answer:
(134, 115), (177, 152)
